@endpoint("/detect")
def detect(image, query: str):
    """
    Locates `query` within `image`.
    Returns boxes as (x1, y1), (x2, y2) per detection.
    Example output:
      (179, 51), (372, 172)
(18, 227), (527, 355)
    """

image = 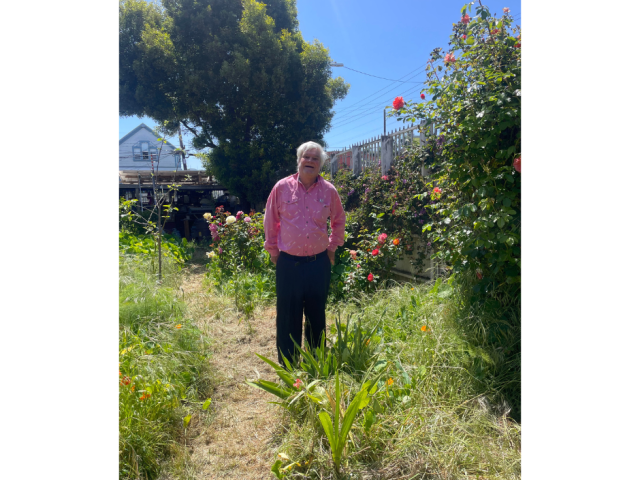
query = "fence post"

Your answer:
(381, 135), (392, 175)
(351, 145), (361, 175)
(331, 154), (337, 178)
